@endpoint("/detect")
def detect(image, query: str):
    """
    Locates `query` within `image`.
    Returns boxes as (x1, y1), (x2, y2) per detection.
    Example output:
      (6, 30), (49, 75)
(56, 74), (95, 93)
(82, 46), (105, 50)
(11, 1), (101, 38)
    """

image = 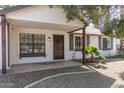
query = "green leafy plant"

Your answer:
(85, 44), (106, 63)
(102, 13), (124, 39)
(99, 55), (106, 60)
(0, 5), (14, 9)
